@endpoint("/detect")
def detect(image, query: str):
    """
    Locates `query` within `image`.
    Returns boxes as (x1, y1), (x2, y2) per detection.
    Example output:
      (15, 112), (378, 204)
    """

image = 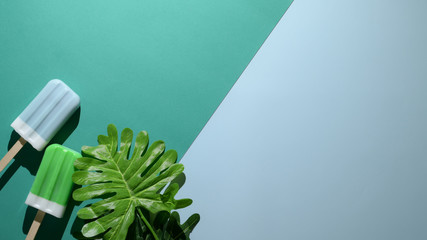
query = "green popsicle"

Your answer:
(24, 144), (81, 240)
